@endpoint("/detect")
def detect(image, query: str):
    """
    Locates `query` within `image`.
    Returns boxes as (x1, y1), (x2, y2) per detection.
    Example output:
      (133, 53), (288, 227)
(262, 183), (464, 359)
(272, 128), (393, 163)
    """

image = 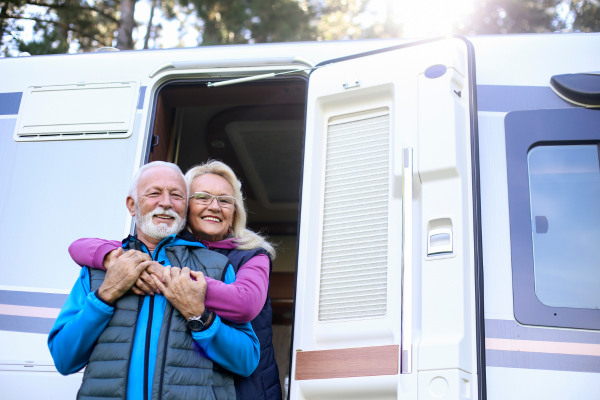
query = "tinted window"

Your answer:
(527, 145), (600, 309)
